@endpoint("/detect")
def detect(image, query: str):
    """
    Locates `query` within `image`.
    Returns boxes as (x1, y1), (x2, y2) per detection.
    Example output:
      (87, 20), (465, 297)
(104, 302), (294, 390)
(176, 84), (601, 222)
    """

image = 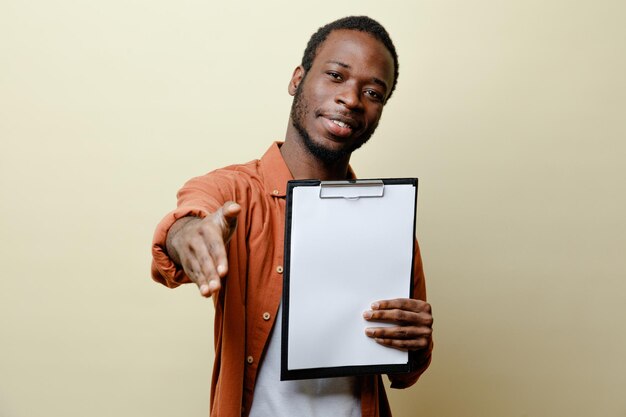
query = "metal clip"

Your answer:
(319, 180), (385, 199)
